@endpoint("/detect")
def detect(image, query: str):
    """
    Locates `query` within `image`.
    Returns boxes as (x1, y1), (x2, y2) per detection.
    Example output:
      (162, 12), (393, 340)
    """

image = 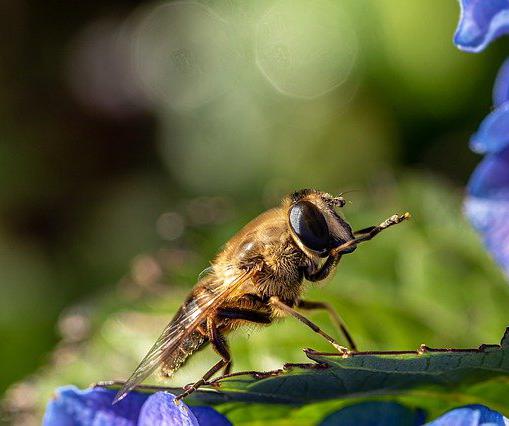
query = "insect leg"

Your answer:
(354, 212), (410, 241)
(353, 225), (377, 236)
(304, 254), (342, 282)
(223, 361), (232, 375)
(216, 307), (272, 375)
(176, 316), (231, 401)
(332, 212), (411, 255)
(307, 214), (410, 282)
(296, 300), (357, 351)
(269, 297), (349, 354)
(209, 316), (233, 376)
(175, 358), (226, 401)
